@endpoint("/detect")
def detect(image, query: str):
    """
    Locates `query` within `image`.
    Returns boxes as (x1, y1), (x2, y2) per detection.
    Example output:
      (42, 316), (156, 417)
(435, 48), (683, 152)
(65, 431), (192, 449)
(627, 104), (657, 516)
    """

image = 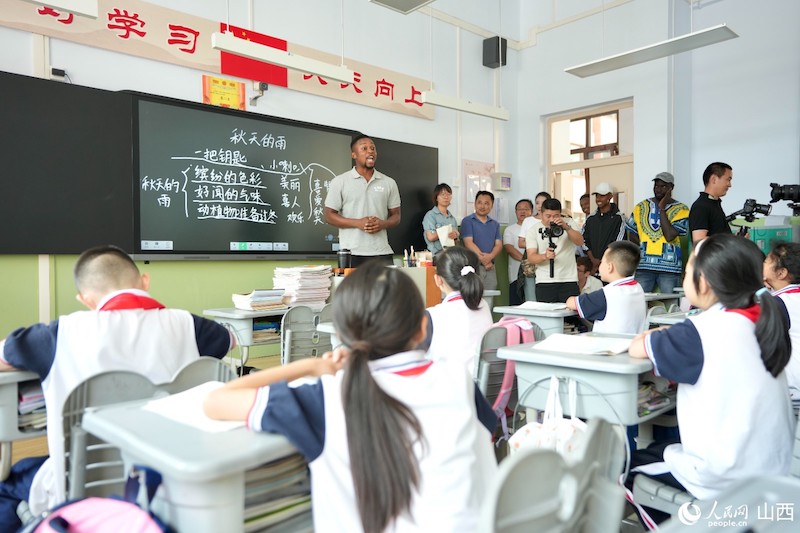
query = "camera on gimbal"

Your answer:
(725, 198), (772, 223)
(541, 222), (564, 239)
